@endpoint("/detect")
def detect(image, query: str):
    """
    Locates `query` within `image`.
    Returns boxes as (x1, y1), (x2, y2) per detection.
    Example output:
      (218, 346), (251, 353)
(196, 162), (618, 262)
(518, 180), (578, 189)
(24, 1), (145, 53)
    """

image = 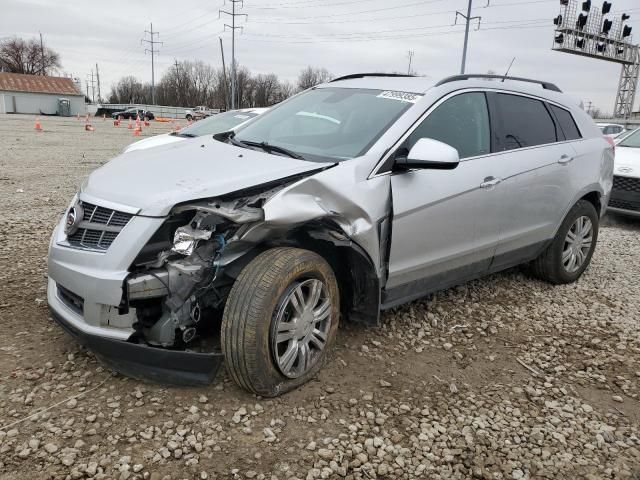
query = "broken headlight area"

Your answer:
(126, 209), (243, 352)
